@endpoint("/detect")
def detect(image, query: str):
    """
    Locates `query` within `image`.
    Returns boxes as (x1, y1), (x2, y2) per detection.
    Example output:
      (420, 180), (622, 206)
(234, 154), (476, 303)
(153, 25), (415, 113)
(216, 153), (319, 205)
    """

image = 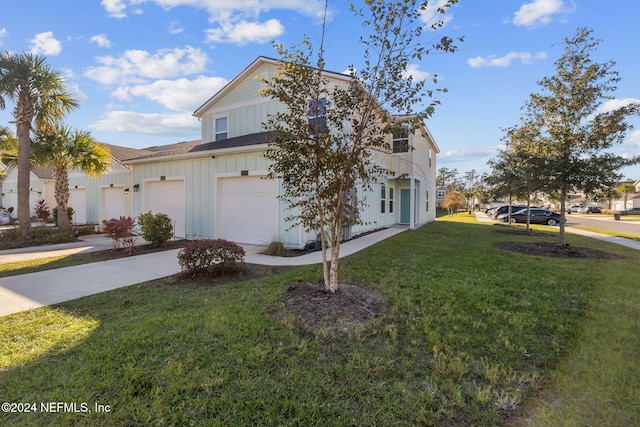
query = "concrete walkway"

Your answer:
(0, 227), (407, 317)
(474, 211), (640, 251)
